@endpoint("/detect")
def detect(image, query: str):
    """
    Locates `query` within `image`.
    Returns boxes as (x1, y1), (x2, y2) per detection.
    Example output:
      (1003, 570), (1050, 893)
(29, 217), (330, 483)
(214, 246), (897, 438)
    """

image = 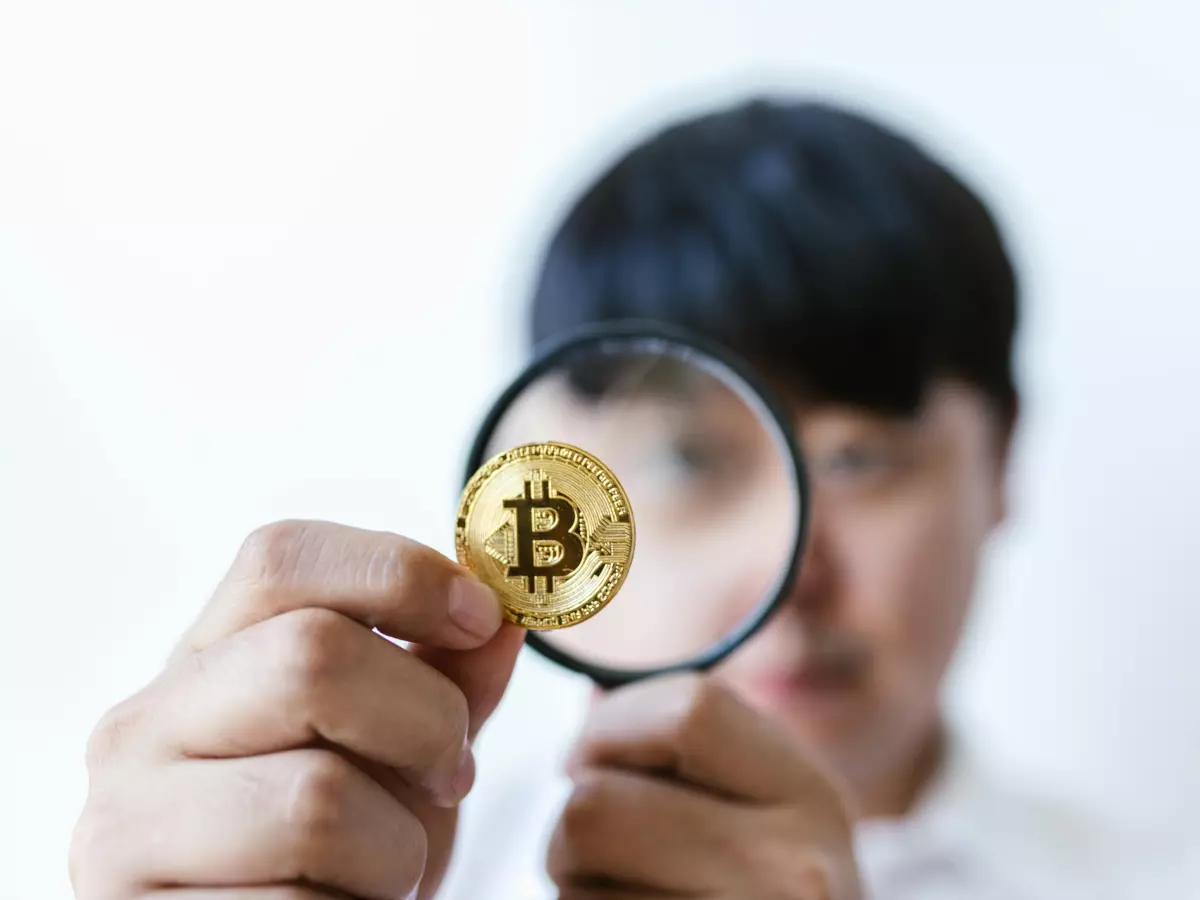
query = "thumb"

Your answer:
(411, 621), (526, 741)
